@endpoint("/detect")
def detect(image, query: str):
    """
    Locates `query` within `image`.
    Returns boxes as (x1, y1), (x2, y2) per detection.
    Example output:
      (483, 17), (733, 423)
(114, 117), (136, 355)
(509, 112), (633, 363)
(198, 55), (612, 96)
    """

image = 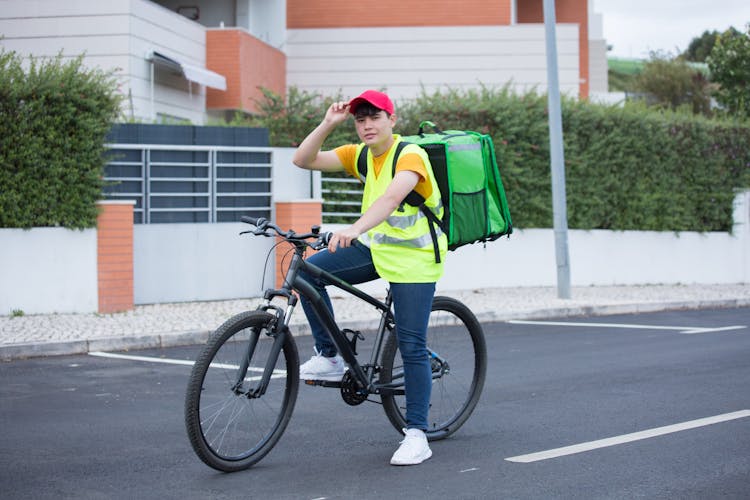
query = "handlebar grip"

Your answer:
(241, 216), (266, 227)
(321, 232), (333, 246)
